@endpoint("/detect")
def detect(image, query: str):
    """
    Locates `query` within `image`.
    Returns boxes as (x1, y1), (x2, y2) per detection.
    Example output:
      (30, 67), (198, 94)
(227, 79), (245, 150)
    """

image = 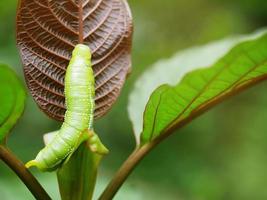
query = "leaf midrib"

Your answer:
(78, 0), (84, 43)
